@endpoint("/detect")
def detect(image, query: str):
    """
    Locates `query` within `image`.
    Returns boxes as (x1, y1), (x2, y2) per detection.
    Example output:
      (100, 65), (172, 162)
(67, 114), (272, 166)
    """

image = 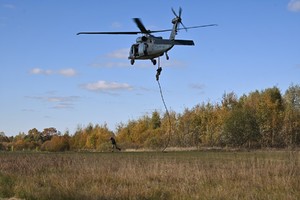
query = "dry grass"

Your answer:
(0, 150), (299, 200)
